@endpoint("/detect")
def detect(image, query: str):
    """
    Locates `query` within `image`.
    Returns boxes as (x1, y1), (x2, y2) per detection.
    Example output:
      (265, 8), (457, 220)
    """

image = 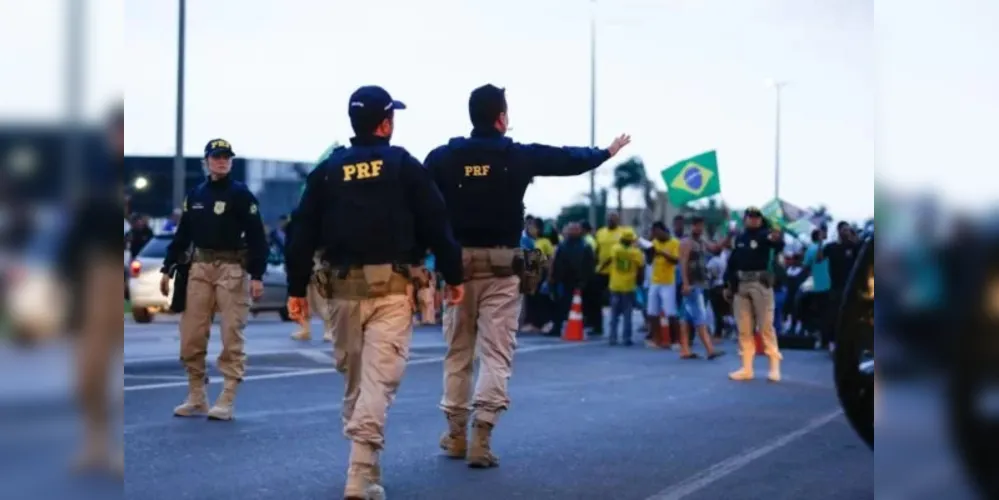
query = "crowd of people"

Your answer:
(128, 204), (864, 357)
(504, 212), (864, 354)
